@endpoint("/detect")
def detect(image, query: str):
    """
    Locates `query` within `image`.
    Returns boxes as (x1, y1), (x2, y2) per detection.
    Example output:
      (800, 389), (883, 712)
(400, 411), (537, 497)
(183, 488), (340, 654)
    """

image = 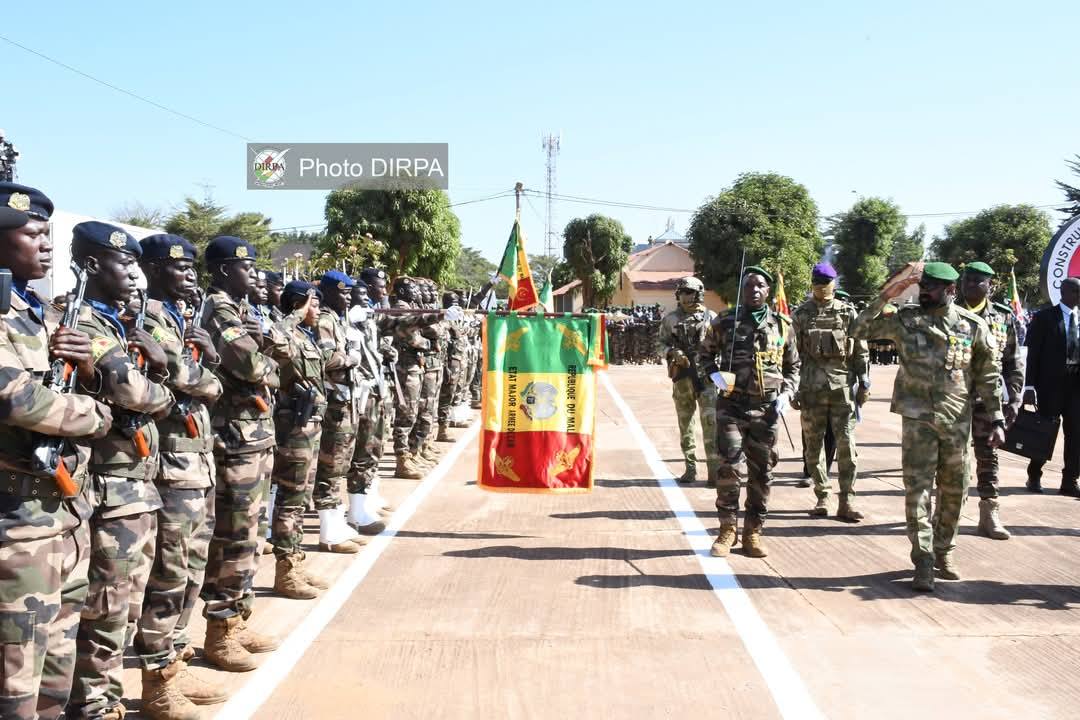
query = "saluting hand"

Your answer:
(50, 327), (96, 380)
